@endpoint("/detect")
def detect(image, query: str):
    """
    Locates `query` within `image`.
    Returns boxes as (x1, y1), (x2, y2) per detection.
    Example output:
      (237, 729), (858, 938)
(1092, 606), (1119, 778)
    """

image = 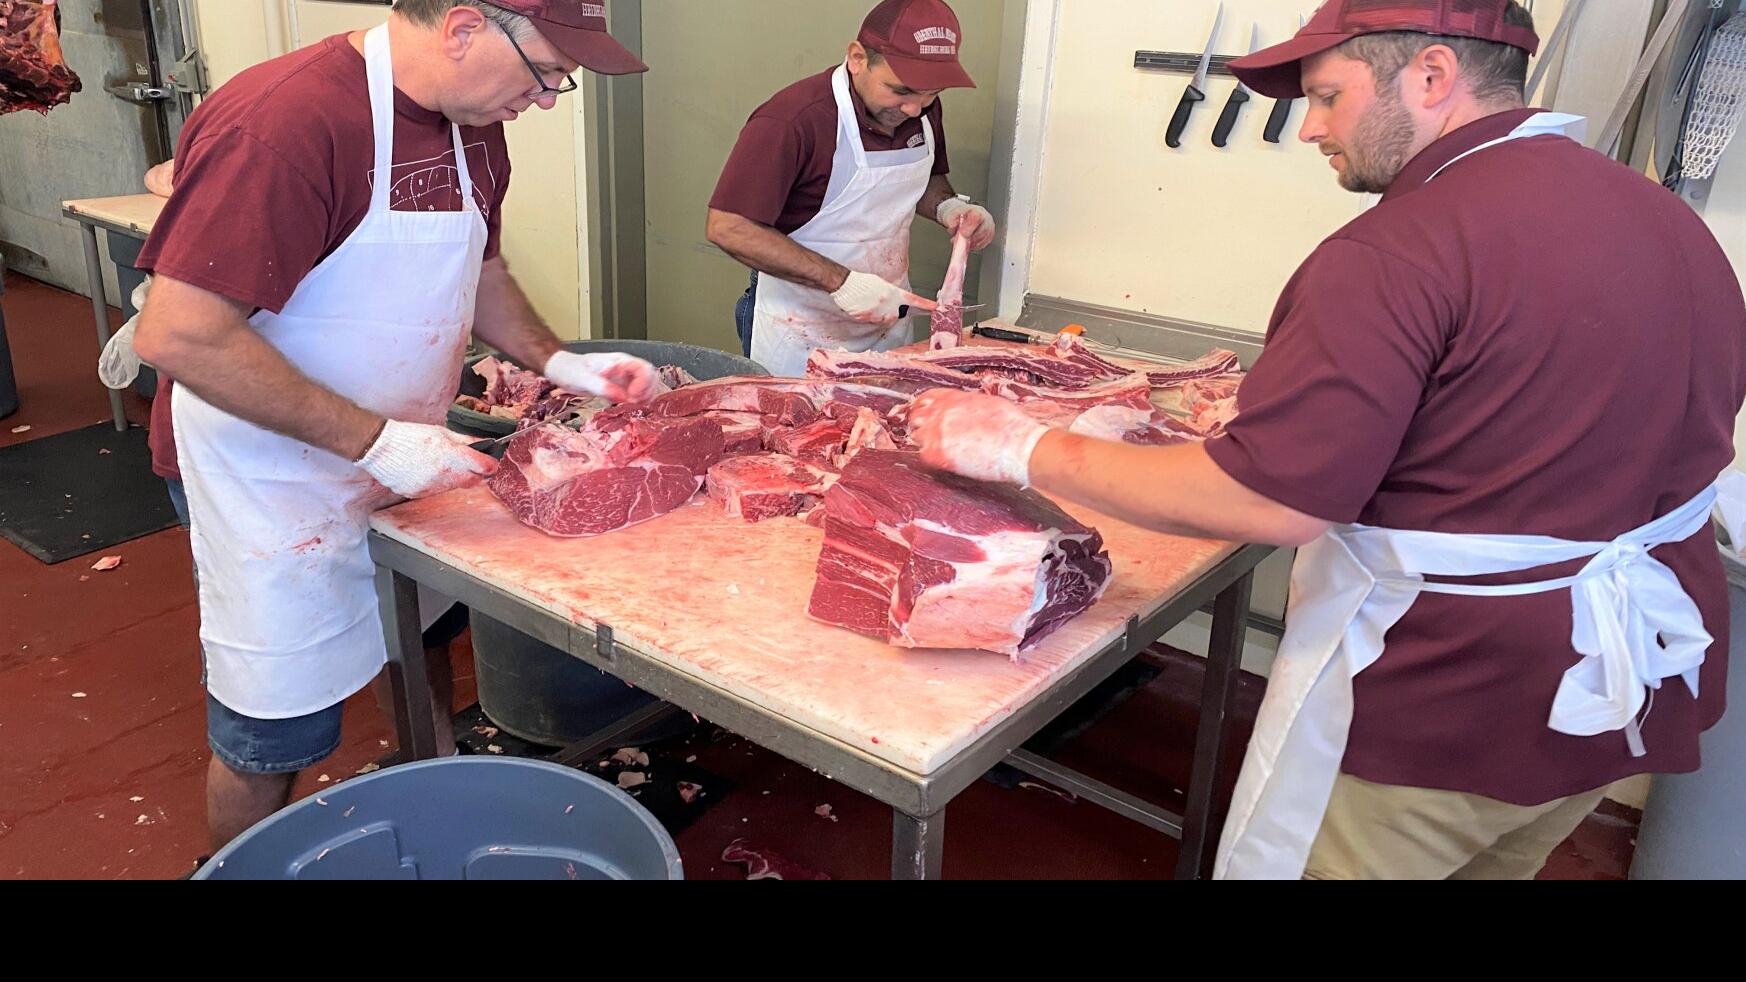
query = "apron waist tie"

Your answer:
(1371, 489), (1720, 757)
